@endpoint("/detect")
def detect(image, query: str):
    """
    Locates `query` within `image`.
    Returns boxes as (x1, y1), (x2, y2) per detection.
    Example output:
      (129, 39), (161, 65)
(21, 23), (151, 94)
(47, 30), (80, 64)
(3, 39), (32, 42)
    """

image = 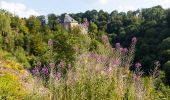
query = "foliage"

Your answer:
(0, 59), (49, 99)
(0, 72), (25, 99)
(163, 61), (170, 84)
(0, 5), (170, 99)
(15, 47), (31, 68)
(31, 38), (167, 100)
(0, 10), (11, 33)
